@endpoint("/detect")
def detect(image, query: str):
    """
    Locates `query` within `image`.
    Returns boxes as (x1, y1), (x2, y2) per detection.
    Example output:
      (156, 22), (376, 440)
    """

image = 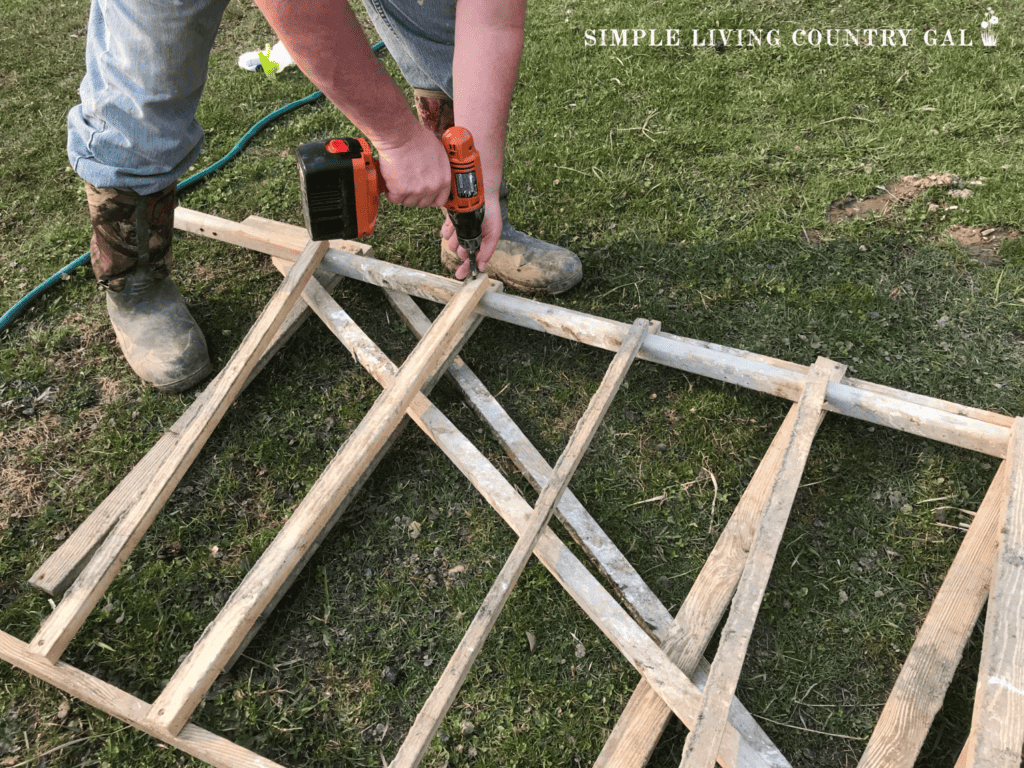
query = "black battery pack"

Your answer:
(296, 139), (361, 241)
